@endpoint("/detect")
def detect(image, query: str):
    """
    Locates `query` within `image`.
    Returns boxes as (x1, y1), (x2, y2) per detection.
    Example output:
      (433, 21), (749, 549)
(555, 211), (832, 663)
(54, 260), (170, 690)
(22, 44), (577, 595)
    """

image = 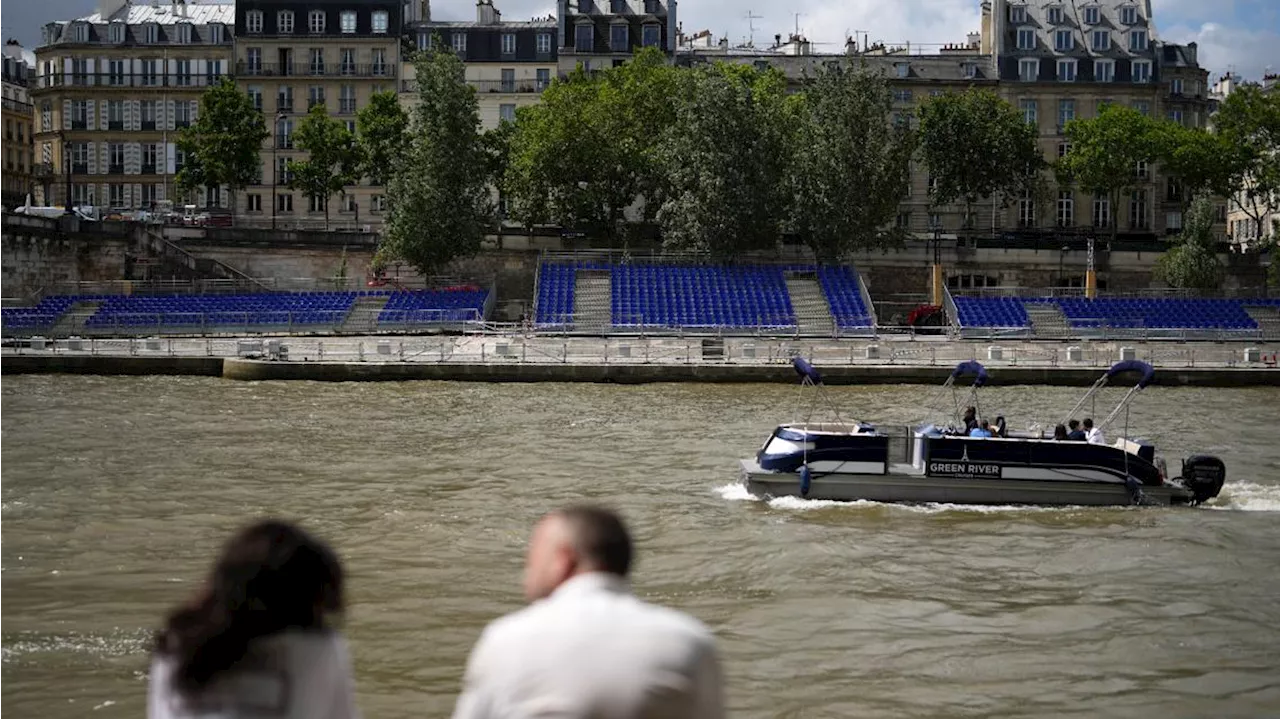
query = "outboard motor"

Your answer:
(1180, 455), (1226, 505)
